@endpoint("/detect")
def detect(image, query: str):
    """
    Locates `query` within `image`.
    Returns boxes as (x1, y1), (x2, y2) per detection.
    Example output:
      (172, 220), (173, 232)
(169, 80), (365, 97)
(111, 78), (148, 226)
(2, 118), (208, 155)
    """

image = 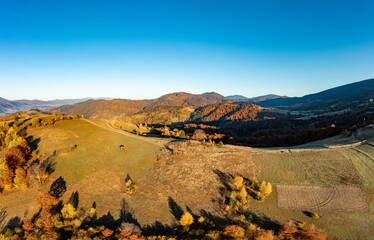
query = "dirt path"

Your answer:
(83, 119), (165, 148)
